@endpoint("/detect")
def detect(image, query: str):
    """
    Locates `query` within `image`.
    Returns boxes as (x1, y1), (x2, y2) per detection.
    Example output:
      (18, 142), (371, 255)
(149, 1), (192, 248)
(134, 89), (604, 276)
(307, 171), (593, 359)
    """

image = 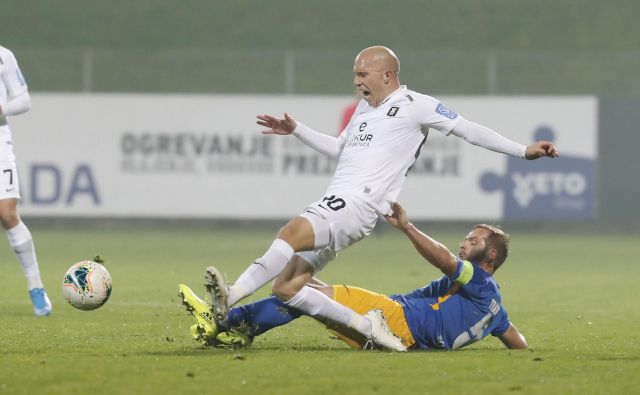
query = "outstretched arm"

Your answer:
(385, 202), (458, 277)
(451, 118), (559, 160)
(257, 113), (342, 158)
(497, 323), (528, 349)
